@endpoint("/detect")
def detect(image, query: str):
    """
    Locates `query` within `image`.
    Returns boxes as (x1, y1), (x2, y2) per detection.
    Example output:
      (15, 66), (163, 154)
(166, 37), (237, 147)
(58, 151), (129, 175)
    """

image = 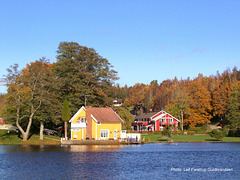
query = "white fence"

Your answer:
(119, 131), (141, 143)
